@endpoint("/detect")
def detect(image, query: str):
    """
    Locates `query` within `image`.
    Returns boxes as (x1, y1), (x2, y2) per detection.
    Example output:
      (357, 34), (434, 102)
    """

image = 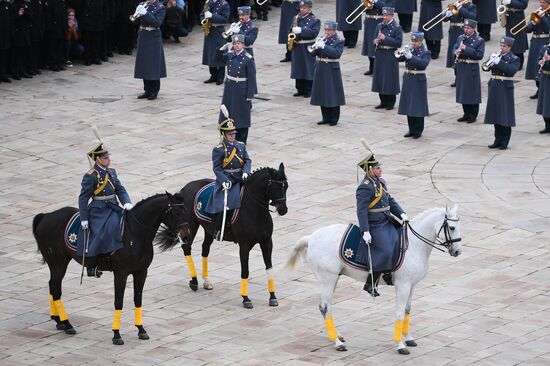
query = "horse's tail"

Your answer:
(281, 235), (310, 274)
(32, 213), (46, 264)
